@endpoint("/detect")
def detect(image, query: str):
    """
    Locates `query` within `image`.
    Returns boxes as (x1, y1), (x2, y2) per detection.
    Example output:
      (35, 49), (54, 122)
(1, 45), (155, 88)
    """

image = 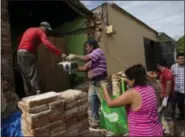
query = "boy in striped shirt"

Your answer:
(67, 40), (107, 128)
